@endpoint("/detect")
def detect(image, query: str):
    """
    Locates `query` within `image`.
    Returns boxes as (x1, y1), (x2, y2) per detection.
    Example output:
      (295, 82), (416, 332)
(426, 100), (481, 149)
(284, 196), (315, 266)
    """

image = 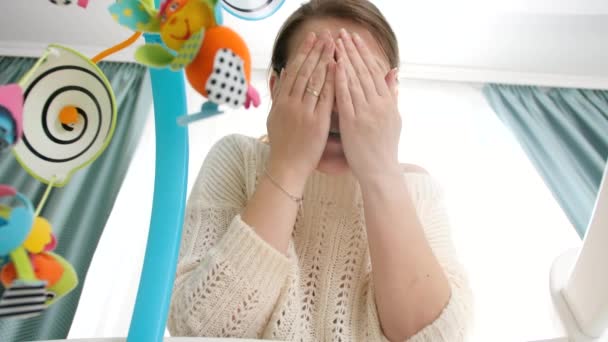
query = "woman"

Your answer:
(168, 0), (473, 341)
